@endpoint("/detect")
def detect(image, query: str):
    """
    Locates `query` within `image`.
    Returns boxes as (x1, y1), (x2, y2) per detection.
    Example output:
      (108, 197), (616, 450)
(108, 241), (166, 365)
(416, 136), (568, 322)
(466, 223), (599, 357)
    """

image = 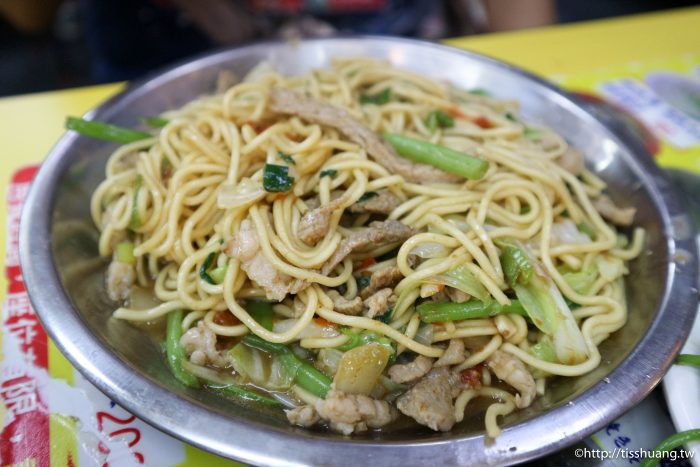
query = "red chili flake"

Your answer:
(460, 364), (484, 389)
(473, 116), (494, 129)
(213, 310), (239, 326)
(313, 316), (335, 328)
(446, 106), (469, 119)
(358, 257), (377, 270)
